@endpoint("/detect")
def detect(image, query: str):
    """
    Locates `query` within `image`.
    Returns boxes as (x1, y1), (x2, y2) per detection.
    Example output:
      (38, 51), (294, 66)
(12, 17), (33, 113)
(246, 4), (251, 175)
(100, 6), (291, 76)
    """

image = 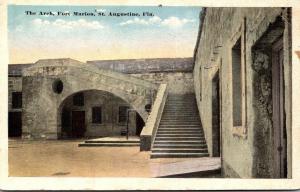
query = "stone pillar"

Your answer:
(22, 76), (59, 139)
